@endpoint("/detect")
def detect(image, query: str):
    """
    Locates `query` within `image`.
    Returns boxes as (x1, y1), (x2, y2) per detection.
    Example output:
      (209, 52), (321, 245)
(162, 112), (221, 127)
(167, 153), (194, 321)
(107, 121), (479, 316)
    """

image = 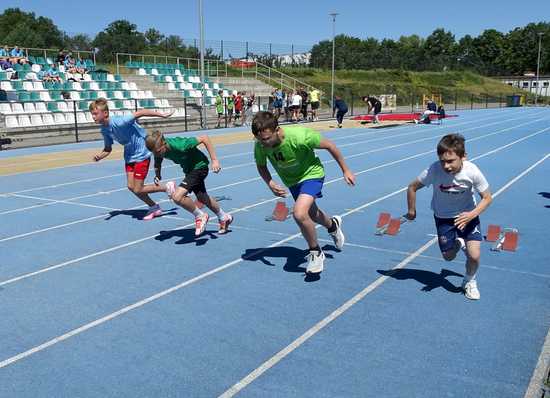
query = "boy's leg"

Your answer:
(460, 219), (482, 300)
(309, 201), (345, 250)
(126, 172), (156, 207)
(293, 194), (325, 273)
(196, 191), (233, 234)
